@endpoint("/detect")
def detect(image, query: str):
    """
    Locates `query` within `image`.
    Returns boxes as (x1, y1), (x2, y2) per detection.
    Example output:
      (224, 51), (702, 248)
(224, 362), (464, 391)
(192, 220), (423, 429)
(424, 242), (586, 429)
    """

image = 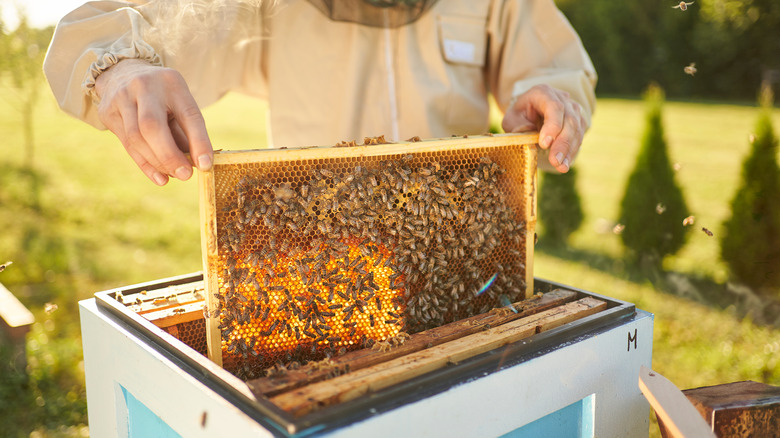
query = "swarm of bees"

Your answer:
(212, 149), (528, 379)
